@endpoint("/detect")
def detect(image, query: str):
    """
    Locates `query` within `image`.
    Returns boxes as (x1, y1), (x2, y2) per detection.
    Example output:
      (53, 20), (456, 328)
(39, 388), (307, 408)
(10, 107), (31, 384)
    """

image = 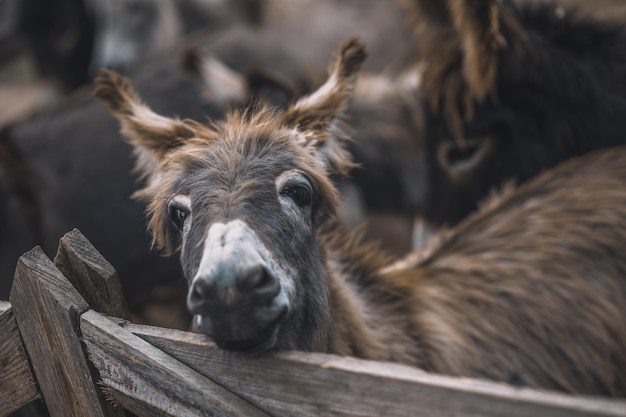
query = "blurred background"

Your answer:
(1, 0), (626, 329)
